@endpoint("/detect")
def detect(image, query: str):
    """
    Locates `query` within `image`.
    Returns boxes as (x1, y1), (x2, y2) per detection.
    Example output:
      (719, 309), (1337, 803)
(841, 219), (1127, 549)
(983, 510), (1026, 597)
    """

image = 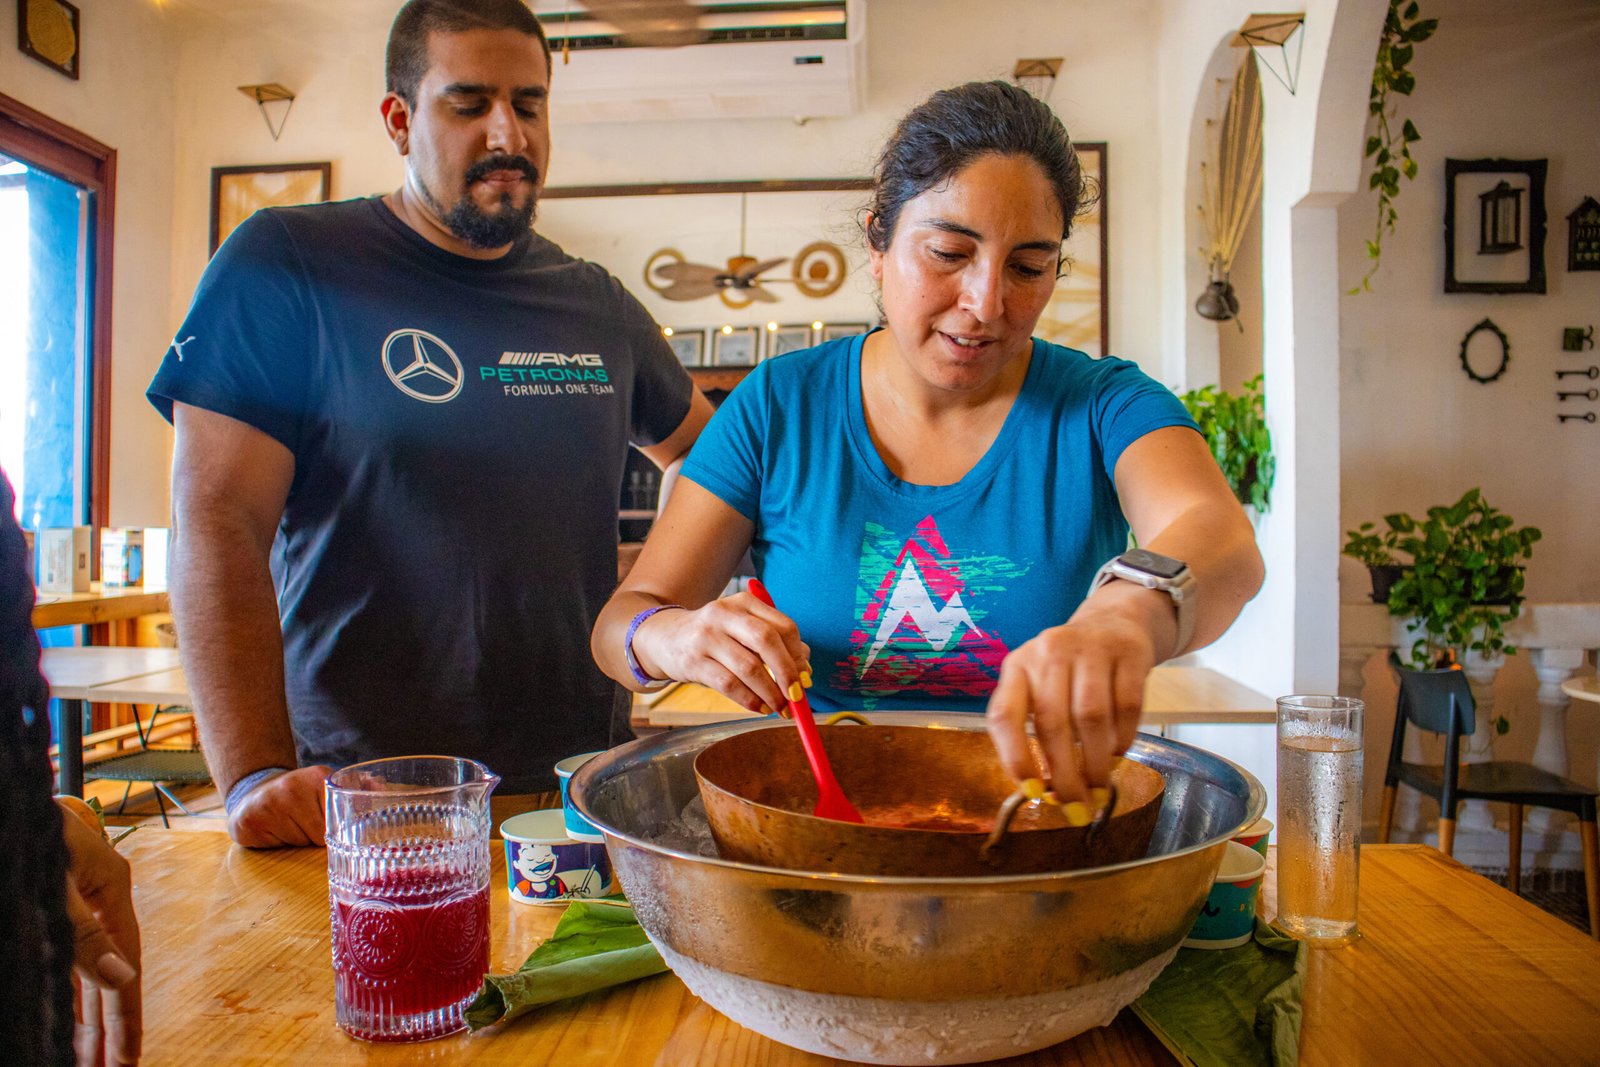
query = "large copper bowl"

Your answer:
(695, 723), (1165, 876)
(569, 712), (1264, 1066)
